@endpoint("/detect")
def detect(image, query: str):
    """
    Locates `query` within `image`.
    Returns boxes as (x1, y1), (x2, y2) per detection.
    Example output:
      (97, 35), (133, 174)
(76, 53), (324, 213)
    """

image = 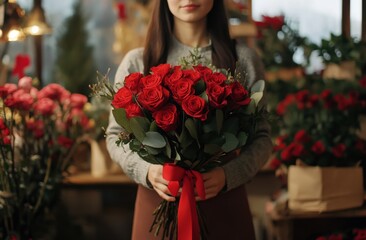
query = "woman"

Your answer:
(106, 0), (272, 239)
